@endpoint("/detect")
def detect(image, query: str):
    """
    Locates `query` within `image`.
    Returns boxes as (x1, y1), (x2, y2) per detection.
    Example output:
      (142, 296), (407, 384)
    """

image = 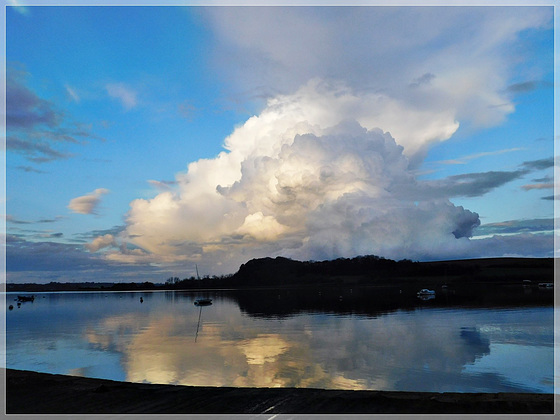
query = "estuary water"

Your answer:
(4, 288), (555, 393)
